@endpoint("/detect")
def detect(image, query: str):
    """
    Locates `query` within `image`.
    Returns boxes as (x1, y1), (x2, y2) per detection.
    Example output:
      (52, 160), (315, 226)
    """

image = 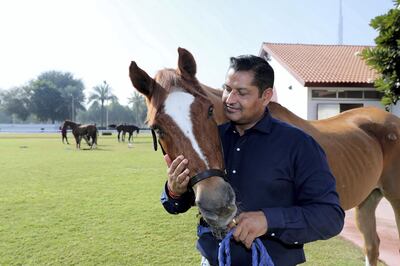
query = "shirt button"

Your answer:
(294, 241), (298, 244)
(232, 170), (236, 174)
(271, 233), (275, 236)
(174, 203), (179, 206)
(236, 148), (240, 151)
